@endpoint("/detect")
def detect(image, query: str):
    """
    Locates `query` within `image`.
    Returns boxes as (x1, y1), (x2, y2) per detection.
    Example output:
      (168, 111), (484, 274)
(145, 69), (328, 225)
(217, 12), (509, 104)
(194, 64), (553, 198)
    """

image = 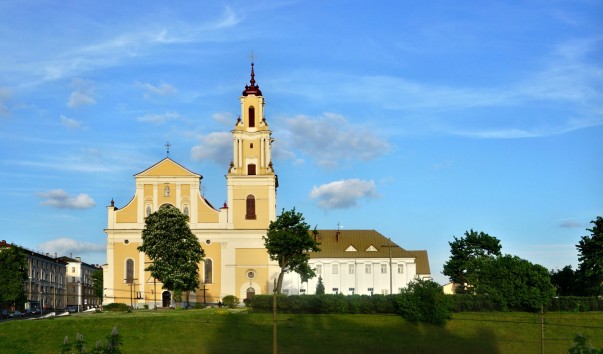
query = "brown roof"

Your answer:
(309, 229), (431, 275)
